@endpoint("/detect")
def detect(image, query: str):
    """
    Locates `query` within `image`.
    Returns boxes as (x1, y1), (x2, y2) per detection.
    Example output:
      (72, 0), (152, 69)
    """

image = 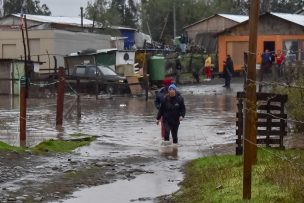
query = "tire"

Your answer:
(106, 85), (114, 94)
